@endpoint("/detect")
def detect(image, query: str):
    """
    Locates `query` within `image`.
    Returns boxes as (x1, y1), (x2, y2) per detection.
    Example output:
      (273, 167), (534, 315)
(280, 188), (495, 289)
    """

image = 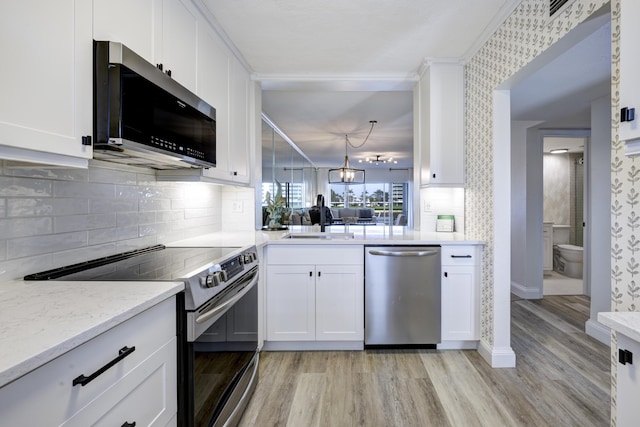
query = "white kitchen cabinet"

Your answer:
(440, 245), (481, 345)
(265, 245), (364, 345)
(93, 0), (198, 93)
(543, 223), (553, 274)
(156, 33), (253, 185)
(616, 333), (640, 426)
(0, 297), (177, 426)
(0, 0), (93, 168)
(266, 264), (316, 341)
(618, 0), (640, 144)
(417, 62), (465, 186)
